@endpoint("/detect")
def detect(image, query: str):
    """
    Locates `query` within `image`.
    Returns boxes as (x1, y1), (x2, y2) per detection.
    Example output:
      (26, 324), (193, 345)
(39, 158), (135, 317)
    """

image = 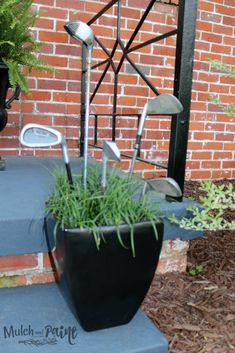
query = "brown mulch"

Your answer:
(142, 179), (235, 353)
